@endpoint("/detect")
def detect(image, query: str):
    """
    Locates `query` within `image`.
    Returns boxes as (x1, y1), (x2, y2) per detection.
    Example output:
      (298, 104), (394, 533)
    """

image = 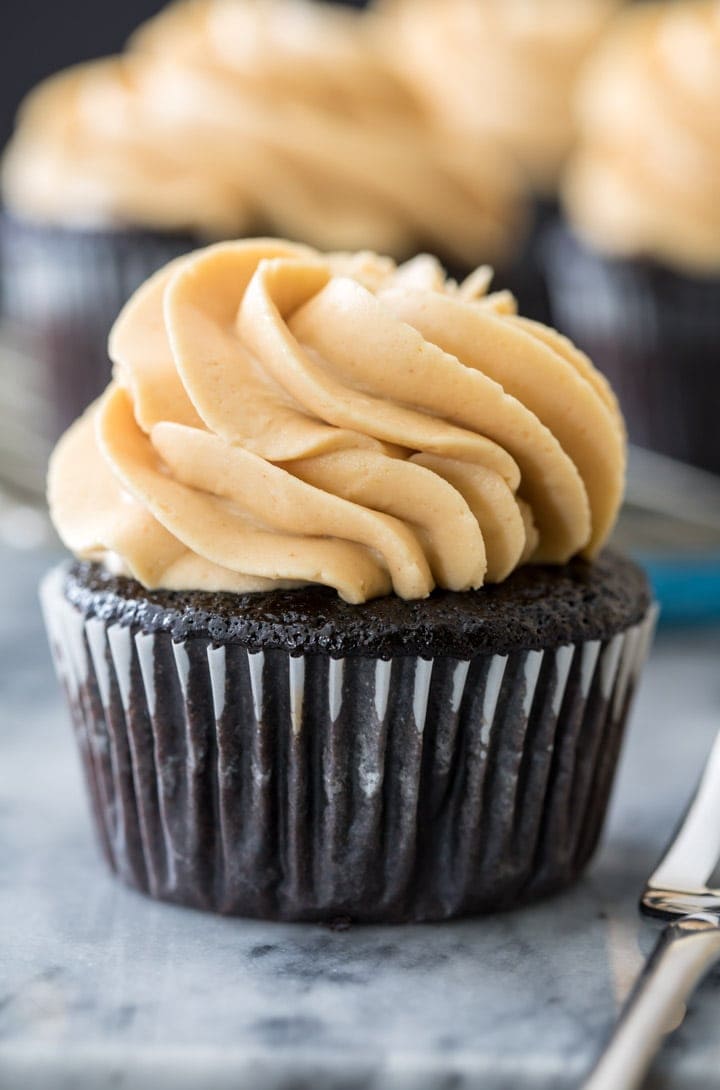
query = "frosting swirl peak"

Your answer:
(49, 241), (625, 603)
